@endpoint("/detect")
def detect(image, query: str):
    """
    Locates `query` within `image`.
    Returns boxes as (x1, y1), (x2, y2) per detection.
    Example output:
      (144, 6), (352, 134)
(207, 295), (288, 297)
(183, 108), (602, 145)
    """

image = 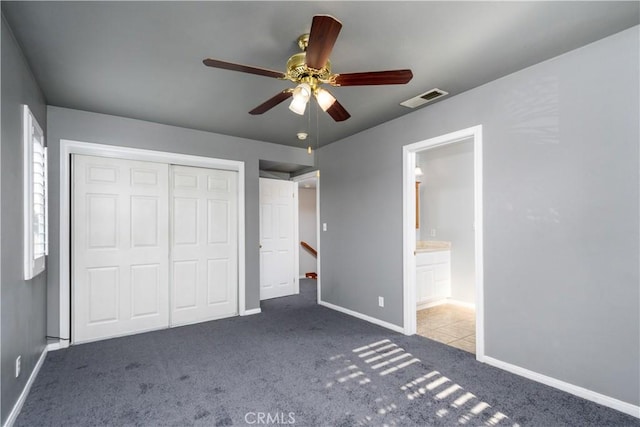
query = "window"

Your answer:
(23, 105), (47, 280)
